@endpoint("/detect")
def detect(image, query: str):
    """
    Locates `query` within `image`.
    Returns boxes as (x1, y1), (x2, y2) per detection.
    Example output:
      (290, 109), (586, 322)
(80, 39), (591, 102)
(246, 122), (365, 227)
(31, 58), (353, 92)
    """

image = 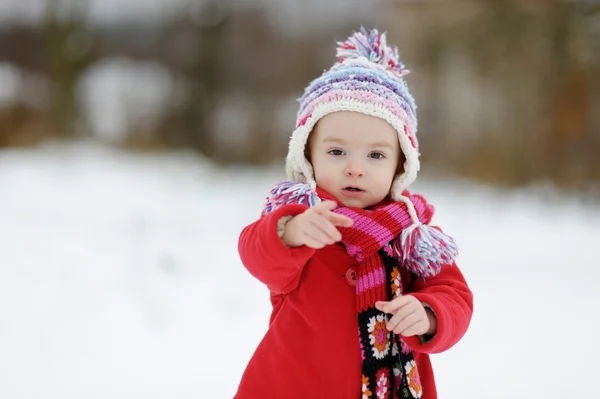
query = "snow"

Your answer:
(0, 141), (598, 398)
